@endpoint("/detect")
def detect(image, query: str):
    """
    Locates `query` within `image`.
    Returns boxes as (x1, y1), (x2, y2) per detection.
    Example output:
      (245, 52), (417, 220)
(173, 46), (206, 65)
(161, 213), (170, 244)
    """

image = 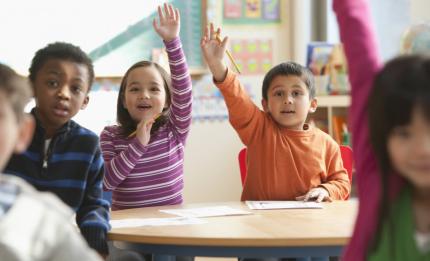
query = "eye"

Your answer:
(72, 85), (83, 94)
(128, 86), (139, 92)
(292, 90), (301, 97)
(151, 86), (161, 92)
(391, 127), (411, 139)
(47, 79), (59, 88)
(273, 91), (283, 97)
